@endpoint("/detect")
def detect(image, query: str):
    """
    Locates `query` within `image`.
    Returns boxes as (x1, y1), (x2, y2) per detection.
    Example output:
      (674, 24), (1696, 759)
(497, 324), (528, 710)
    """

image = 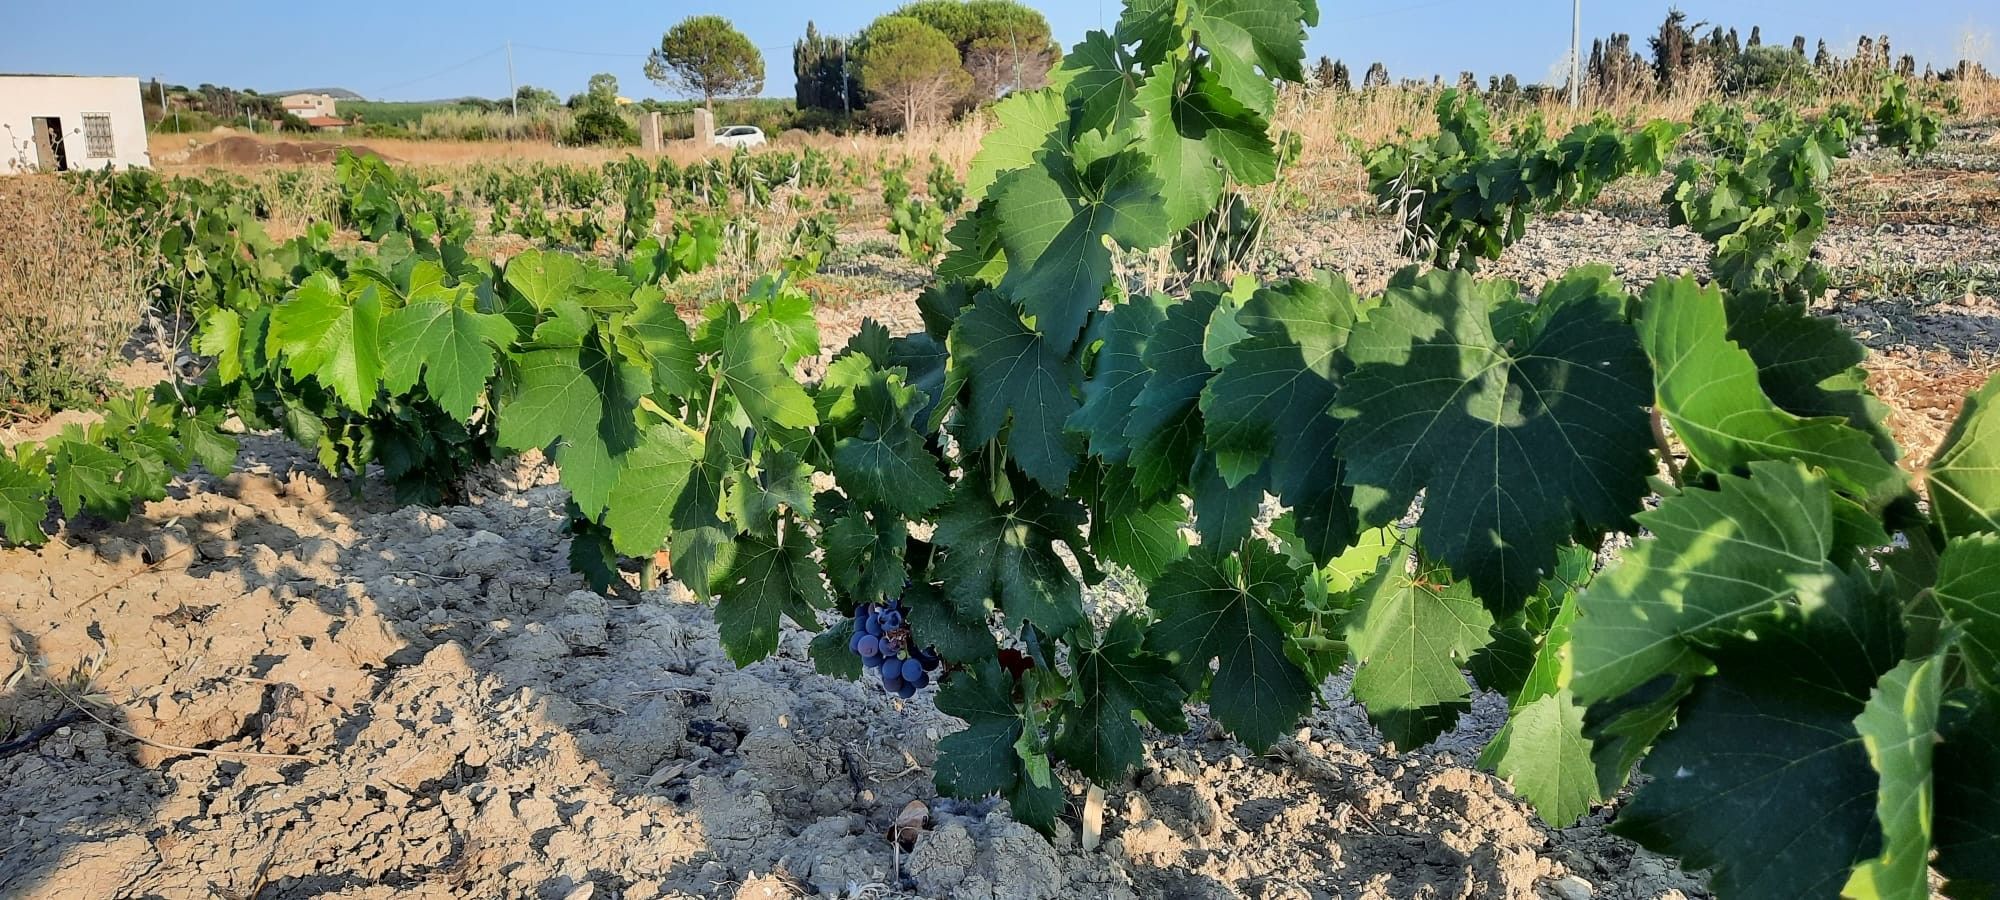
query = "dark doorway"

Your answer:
(30, 116), (69, 171)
